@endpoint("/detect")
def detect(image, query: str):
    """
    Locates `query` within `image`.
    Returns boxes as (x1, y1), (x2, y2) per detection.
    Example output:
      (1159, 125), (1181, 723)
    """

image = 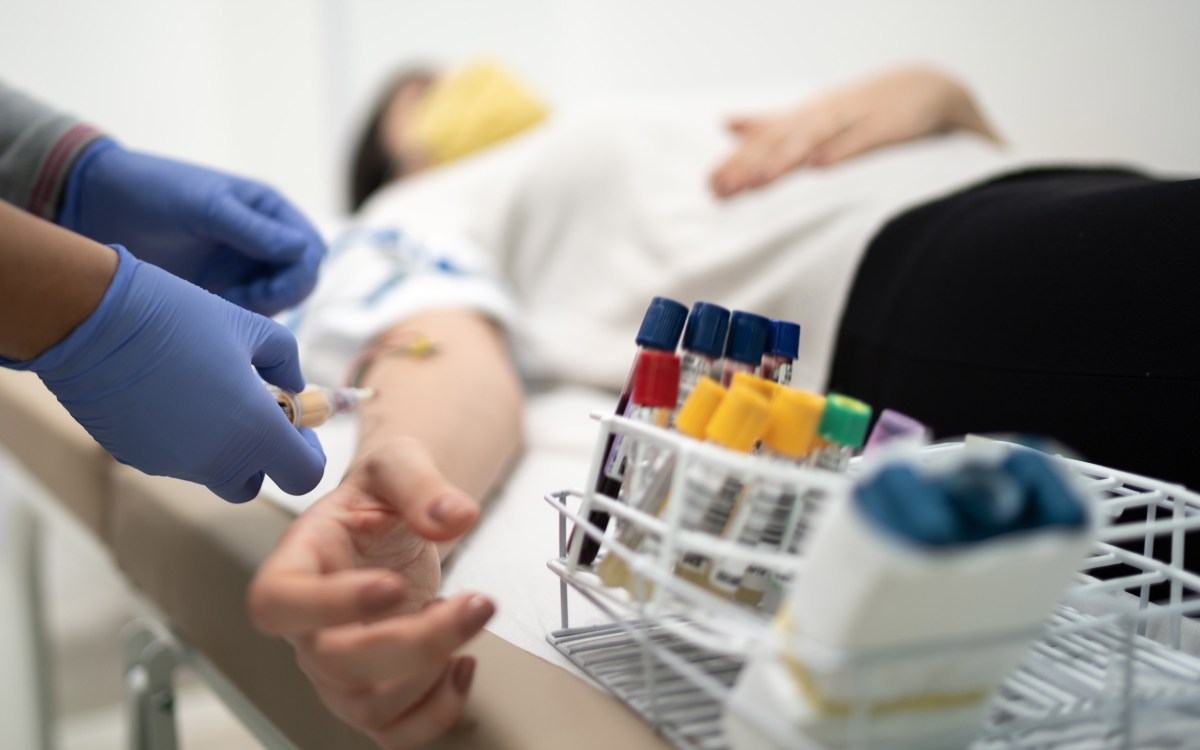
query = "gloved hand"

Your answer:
(57, 139), (324, 317)
(13, 245), (326, 503)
